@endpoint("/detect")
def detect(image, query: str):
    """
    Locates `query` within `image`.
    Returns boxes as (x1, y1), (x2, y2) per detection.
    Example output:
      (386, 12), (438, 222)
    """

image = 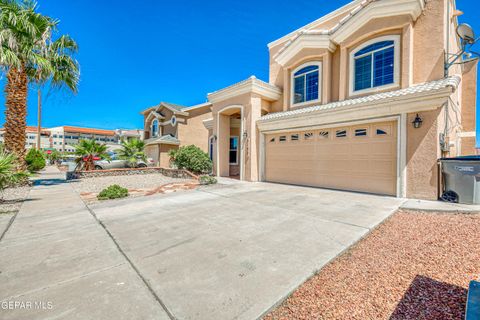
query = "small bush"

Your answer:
(199, 175), (217, 185)
(25, 149), (46, 172)
(169, 145), (212, 174)
(0, 145), (29, 190)
(97, 184), (129, 200)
